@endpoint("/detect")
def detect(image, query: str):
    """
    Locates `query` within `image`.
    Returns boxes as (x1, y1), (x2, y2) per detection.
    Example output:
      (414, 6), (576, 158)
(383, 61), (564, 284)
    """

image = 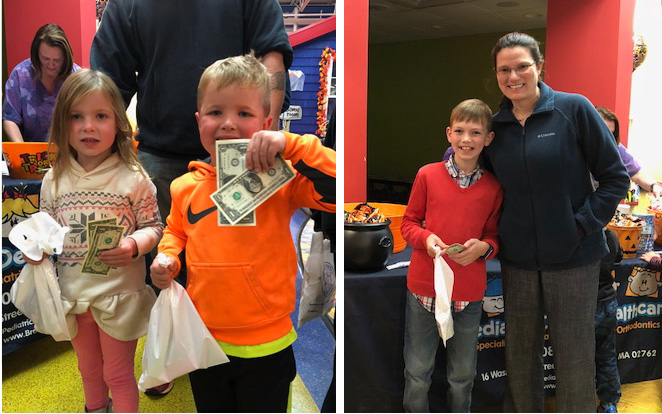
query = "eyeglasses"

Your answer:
(495, 62), (535, 77)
